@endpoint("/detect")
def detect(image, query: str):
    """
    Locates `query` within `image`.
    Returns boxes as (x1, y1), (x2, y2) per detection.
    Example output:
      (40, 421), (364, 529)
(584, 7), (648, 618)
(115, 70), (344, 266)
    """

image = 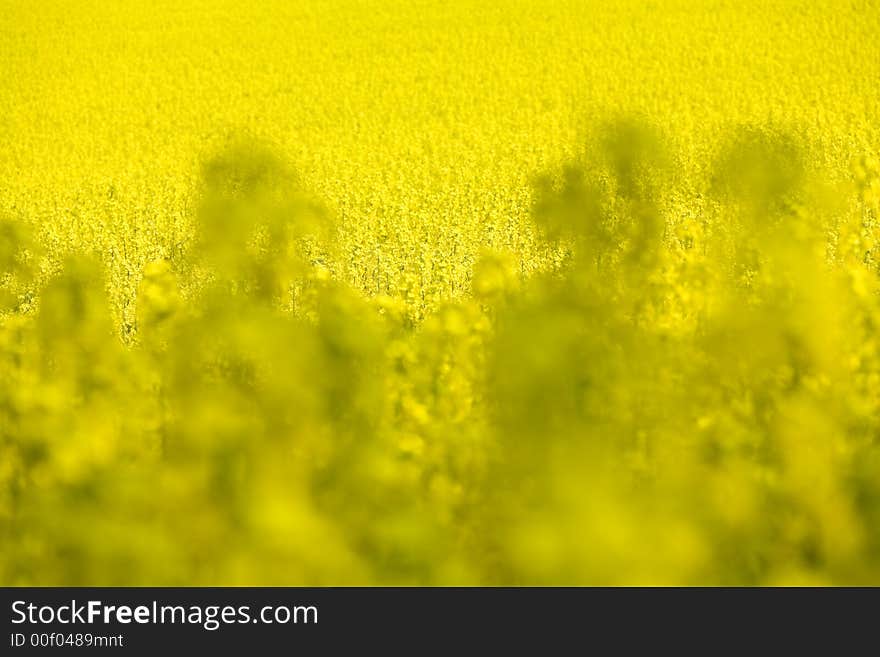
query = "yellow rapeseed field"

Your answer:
(2, 0), (880, 584)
